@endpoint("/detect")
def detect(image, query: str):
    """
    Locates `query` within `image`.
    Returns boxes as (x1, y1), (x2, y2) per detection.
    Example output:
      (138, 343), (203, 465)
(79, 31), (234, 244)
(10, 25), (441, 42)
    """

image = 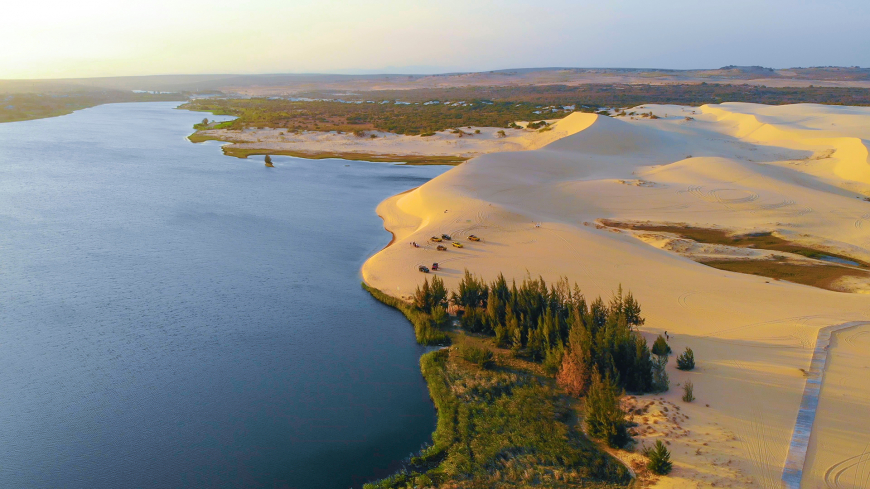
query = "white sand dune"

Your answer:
(362, 103), (870, 488)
